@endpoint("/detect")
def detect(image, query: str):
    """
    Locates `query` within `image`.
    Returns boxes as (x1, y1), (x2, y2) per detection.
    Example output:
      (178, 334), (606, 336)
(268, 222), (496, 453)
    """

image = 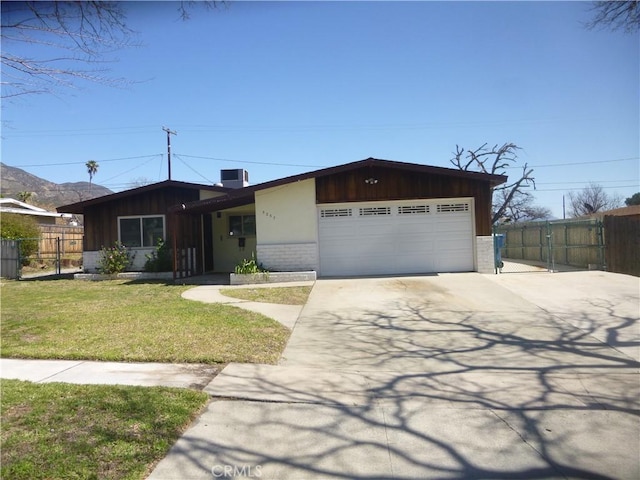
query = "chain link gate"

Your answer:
(494, 219), (605, 274)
